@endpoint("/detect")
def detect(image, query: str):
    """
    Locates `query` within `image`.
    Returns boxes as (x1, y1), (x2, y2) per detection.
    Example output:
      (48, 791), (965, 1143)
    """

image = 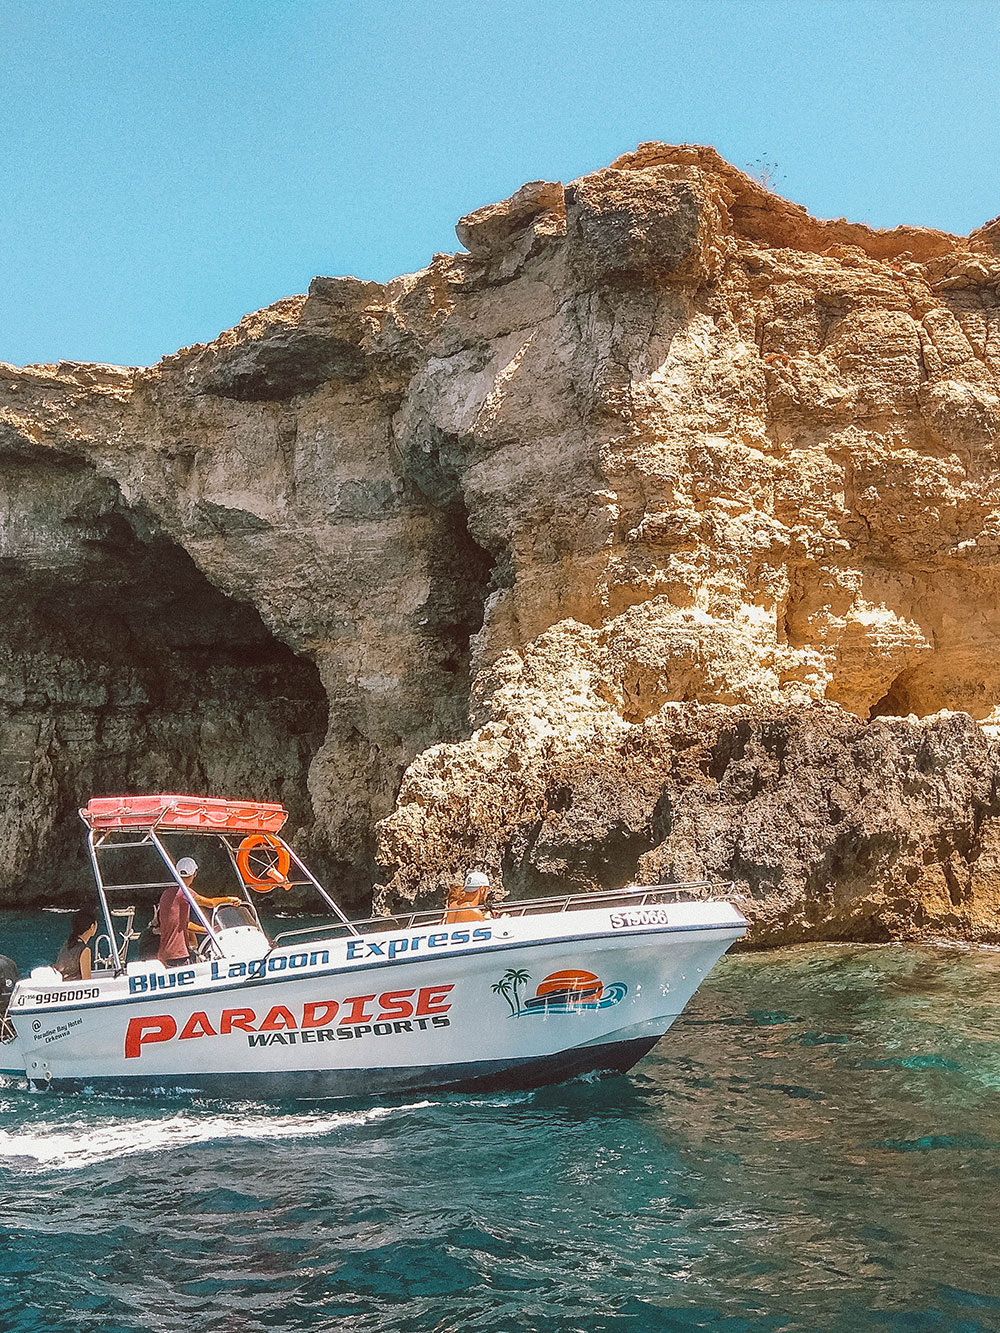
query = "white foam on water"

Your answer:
(0, 1099), (436, 1171)
(461, 1092), (538, 1107)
